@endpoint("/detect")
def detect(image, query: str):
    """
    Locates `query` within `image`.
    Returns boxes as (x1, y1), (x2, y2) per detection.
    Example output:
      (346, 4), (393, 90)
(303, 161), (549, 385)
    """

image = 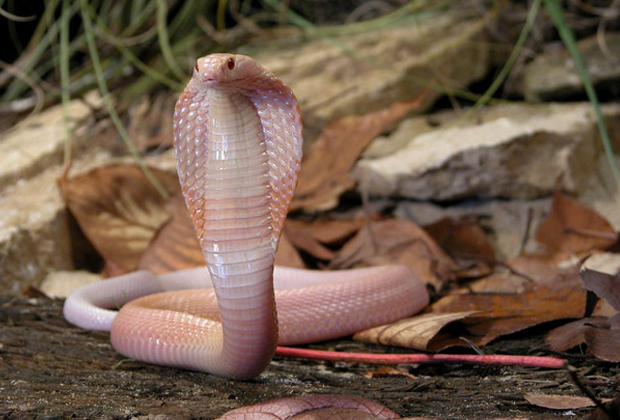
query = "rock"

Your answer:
(0, 91), (102, 190)
(39, 270), (102, 298)
(396, 198), (552, 260)
(354, 102), (620, 201)
(0, 167), (73, 294)
(247, 8), (490, 143)
(522, 32), (620, 102)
